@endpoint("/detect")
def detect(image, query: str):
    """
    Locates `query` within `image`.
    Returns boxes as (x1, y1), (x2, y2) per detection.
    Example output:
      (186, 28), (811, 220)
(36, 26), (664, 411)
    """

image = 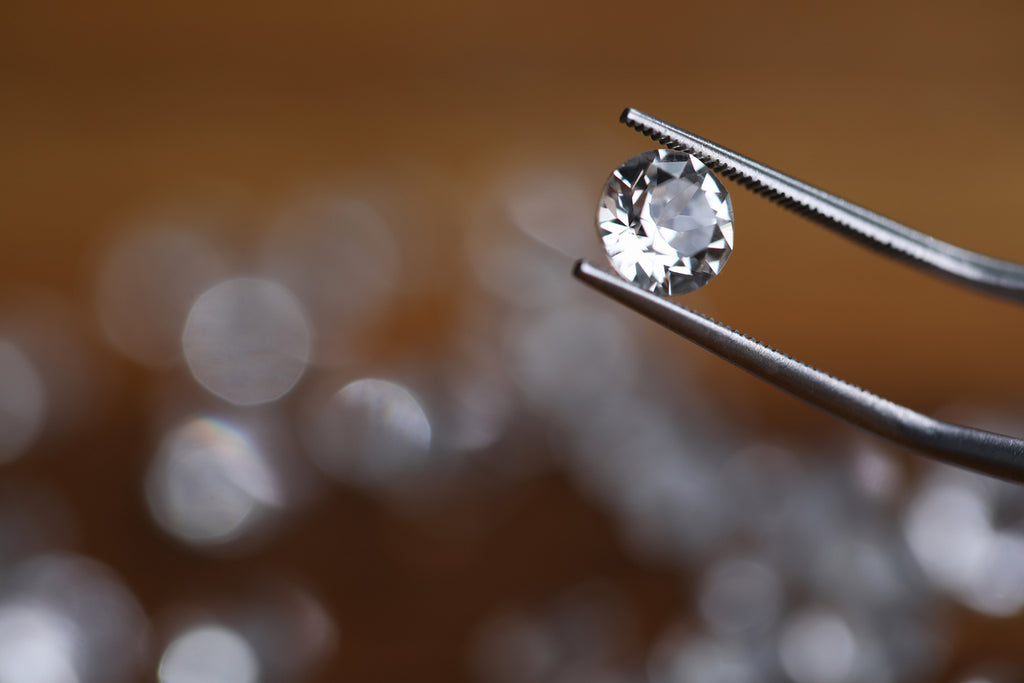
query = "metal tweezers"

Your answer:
(574, 108), (1024, 482)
